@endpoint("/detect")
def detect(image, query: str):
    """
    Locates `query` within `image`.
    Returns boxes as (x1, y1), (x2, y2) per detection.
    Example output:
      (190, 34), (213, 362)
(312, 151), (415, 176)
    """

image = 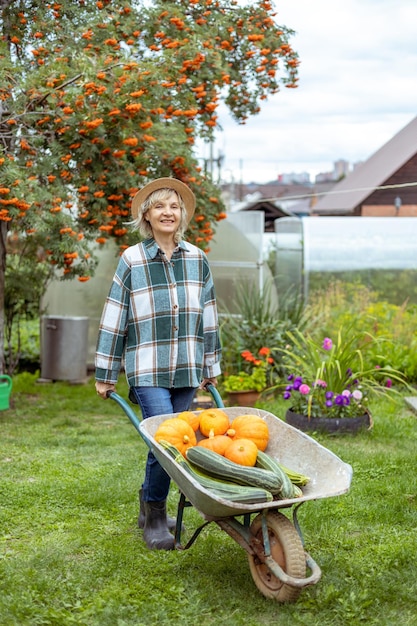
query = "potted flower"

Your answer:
(280, 328), (406, 433)
(222, 347), (275, 406)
